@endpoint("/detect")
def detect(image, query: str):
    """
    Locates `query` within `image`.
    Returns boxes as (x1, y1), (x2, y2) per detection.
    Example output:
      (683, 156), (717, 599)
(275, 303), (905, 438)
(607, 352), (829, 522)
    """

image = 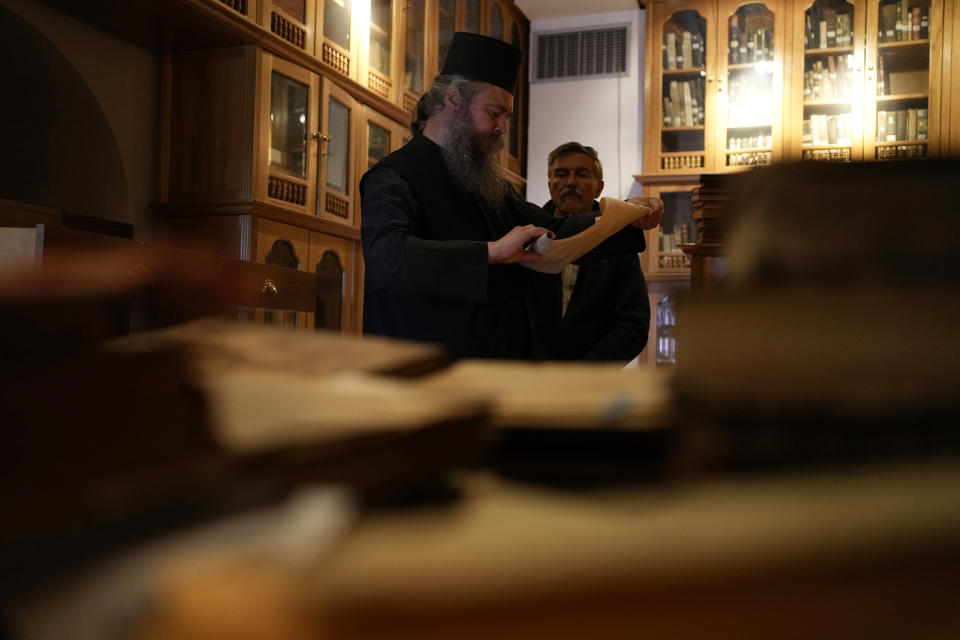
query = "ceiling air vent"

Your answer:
(534, 26), (628, 81)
